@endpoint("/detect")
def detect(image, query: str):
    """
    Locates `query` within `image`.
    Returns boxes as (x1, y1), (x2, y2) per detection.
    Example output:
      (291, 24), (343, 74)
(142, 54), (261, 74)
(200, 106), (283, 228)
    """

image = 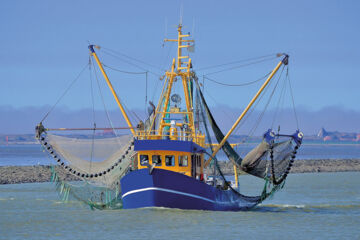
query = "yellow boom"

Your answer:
(89, 45), (135, 135)
(204, 54), (289, 167)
